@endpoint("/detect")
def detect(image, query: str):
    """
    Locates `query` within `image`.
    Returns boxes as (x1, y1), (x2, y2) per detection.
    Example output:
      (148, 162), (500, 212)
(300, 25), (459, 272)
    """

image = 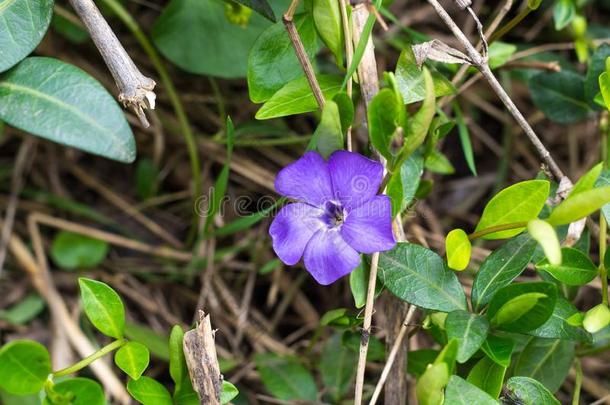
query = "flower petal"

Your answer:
(341, 195), (396, 254)
(328, 150), (384, 210)
(270, 203), (325, 265)
(303, 229), (361, 285)
(275, 151), (334, 206)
